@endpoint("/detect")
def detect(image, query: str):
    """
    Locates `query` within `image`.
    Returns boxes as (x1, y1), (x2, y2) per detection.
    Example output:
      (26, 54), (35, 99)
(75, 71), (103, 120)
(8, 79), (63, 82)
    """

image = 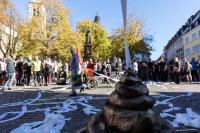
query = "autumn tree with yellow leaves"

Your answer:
(110, 16), (153, 59)
(19, 0), (83, 60)
(0, 0), (22, 58)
